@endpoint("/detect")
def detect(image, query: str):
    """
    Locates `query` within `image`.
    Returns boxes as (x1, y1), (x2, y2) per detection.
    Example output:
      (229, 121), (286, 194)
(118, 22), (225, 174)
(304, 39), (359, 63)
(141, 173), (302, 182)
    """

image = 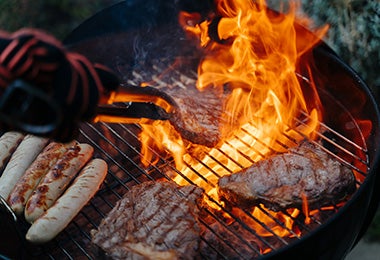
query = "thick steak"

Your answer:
(218, 140), (356, 211)
(91, 181), (204, 259)
(125, 59), (235, 147)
